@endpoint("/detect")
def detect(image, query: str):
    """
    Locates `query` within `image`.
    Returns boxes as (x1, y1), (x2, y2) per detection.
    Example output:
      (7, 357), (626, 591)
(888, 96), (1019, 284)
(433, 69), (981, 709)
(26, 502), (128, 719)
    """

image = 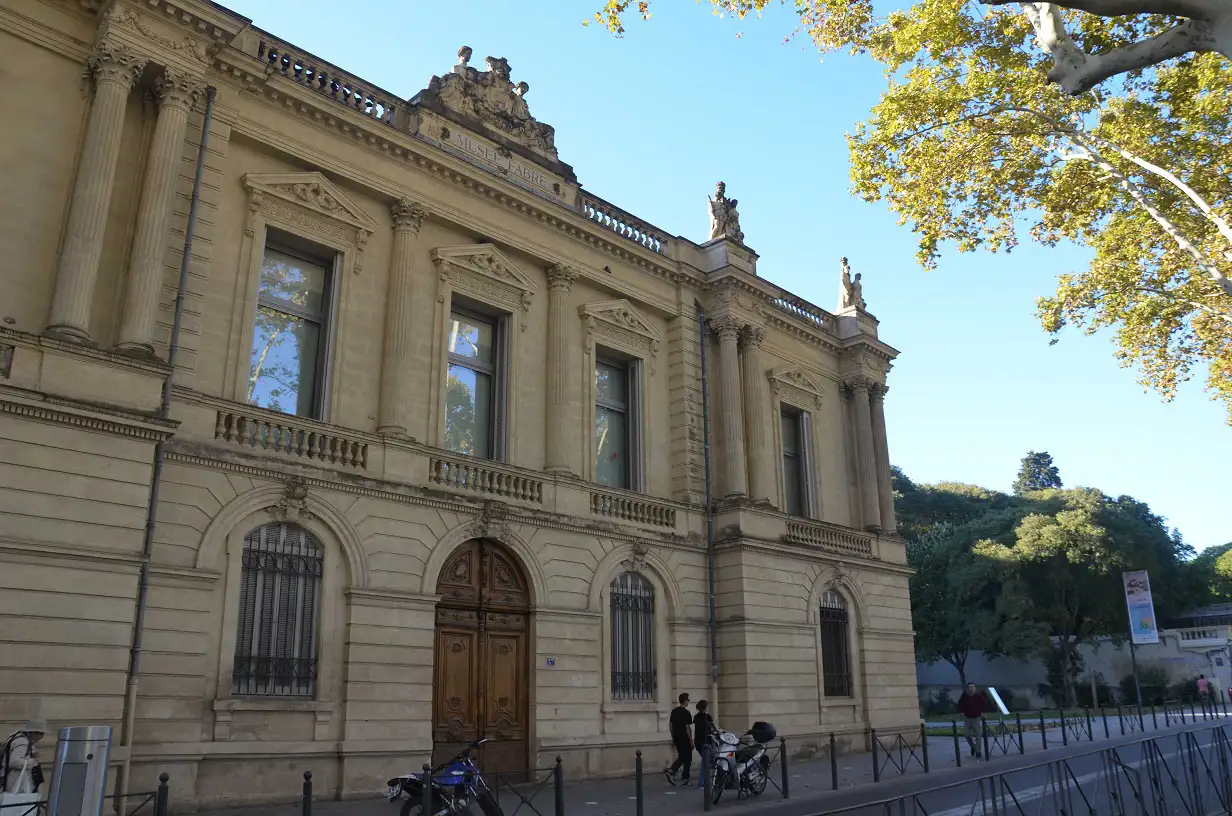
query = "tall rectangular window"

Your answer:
(819, 590), (853, 698)
(781, 407), (812, 516)
(446, 307), (506, 459)
(247, 244), (333, 418)
(610, 572), (656, 700)
(596, 357), (643, 490)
